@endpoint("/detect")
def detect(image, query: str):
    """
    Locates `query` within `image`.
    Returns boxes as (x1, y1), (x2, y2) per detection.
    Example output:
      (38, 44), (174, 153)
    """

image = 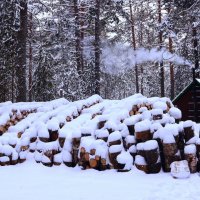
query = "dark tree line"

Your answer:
(0, 0), (199, 102)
